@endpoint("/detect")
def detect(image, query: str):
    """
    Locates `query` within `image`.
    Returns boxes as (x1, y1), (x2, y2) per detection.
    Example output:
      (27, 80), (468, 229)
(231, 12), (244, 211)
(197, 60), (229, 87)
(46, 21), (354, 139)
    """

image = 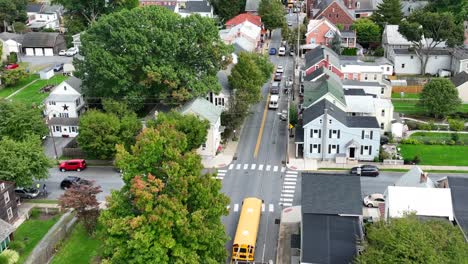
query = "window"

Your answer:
(328, 65), (332, 70)
(381, 87), (385, 94)
(336, 14), (339, 18)
(329, 119), (332, 124)
(435, 56), (438, 59)
(387, 66), (390, 71)
(380, 123), (384, 129)
(373, 75), (377, 80)
(310, 38), (316, 44)
(71, 126), (77, 133)
(49, 101), (56, 105)
(4, 192), (10, 204)
(7, 207), (13, 220)
(311, 144), (321, 154)
(328, 14), (332, 18)
(344, 74), (348, 80)
(0, 183), (4, 190)
(59, 113), (69, 118)
(332, 8), (335, 12)
(381, 109), (385, 117)
(364, 74), (368, 80)
(75, 98), (81, 106)
(319, 119), (322, 124)
(64, 86), (67, 91)
(311, 129), (321, 138)
(353, 73), (358, 80)
(54, 126), (61, 132)
(401, 64), (405, 68)
(410, 55), (414, 59)
(356, 2), (360, 8)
